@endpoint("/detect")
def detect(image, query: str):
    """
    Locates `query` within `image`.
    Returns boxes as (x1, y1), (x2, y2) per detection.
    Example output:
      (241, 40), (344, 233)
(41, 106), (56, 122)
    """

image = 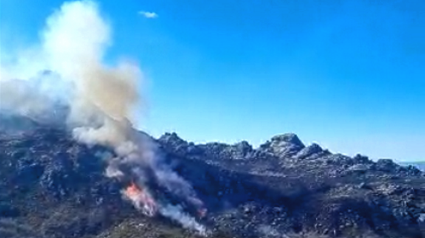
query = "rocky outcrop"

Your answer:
(259, 133), (305, 158)
(0, 116), (424, 238)
(293, 143), (324, 159)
